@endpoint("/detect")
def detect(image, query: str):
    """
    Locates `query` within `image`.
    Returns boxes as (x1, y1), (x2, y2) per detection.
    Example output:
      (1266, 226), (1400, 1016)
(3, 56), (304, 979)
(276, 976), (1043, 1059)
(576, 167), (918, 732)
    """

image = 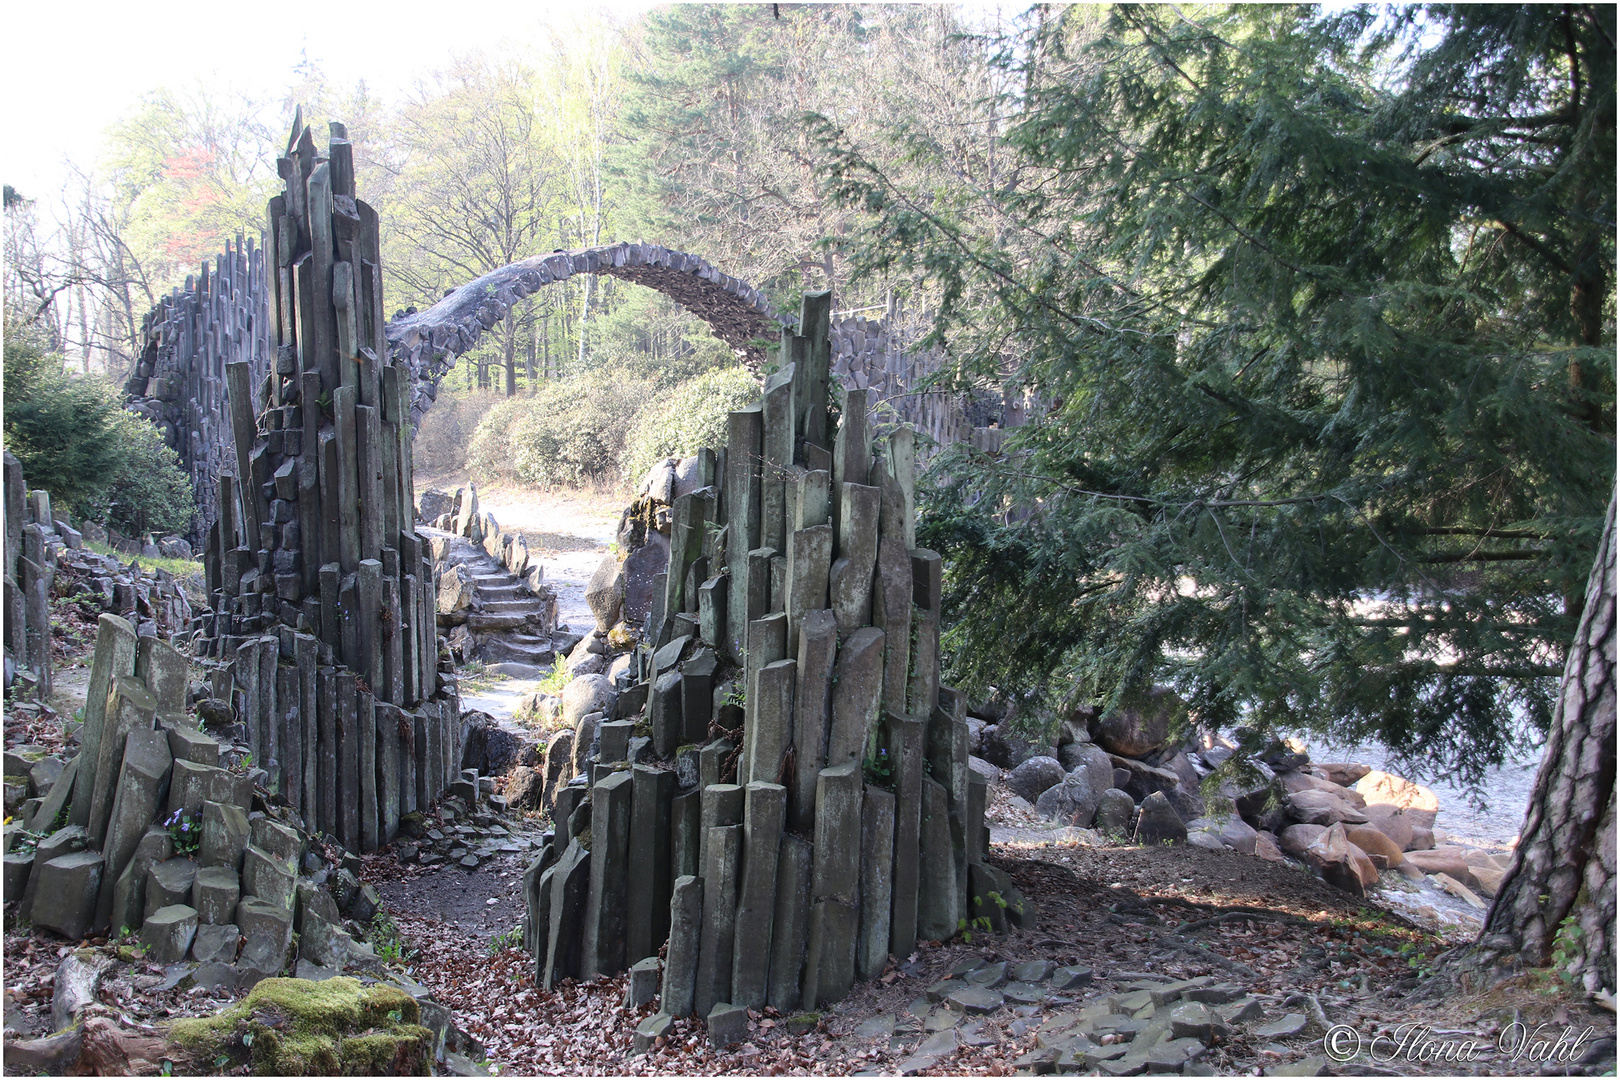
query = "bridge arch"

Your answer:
(384, 243), (793, 426)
